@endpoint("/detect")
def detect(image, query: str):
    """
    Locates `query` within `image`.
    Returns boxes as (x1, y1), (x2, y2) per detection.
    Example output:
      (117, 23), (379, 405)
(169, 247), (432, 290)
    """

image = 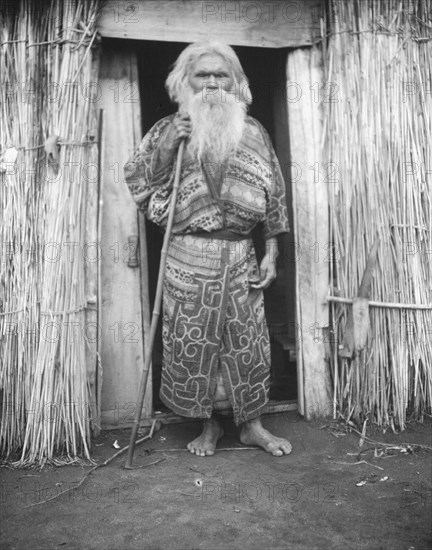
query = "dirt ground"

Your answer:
(1, 411), (431, 550)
